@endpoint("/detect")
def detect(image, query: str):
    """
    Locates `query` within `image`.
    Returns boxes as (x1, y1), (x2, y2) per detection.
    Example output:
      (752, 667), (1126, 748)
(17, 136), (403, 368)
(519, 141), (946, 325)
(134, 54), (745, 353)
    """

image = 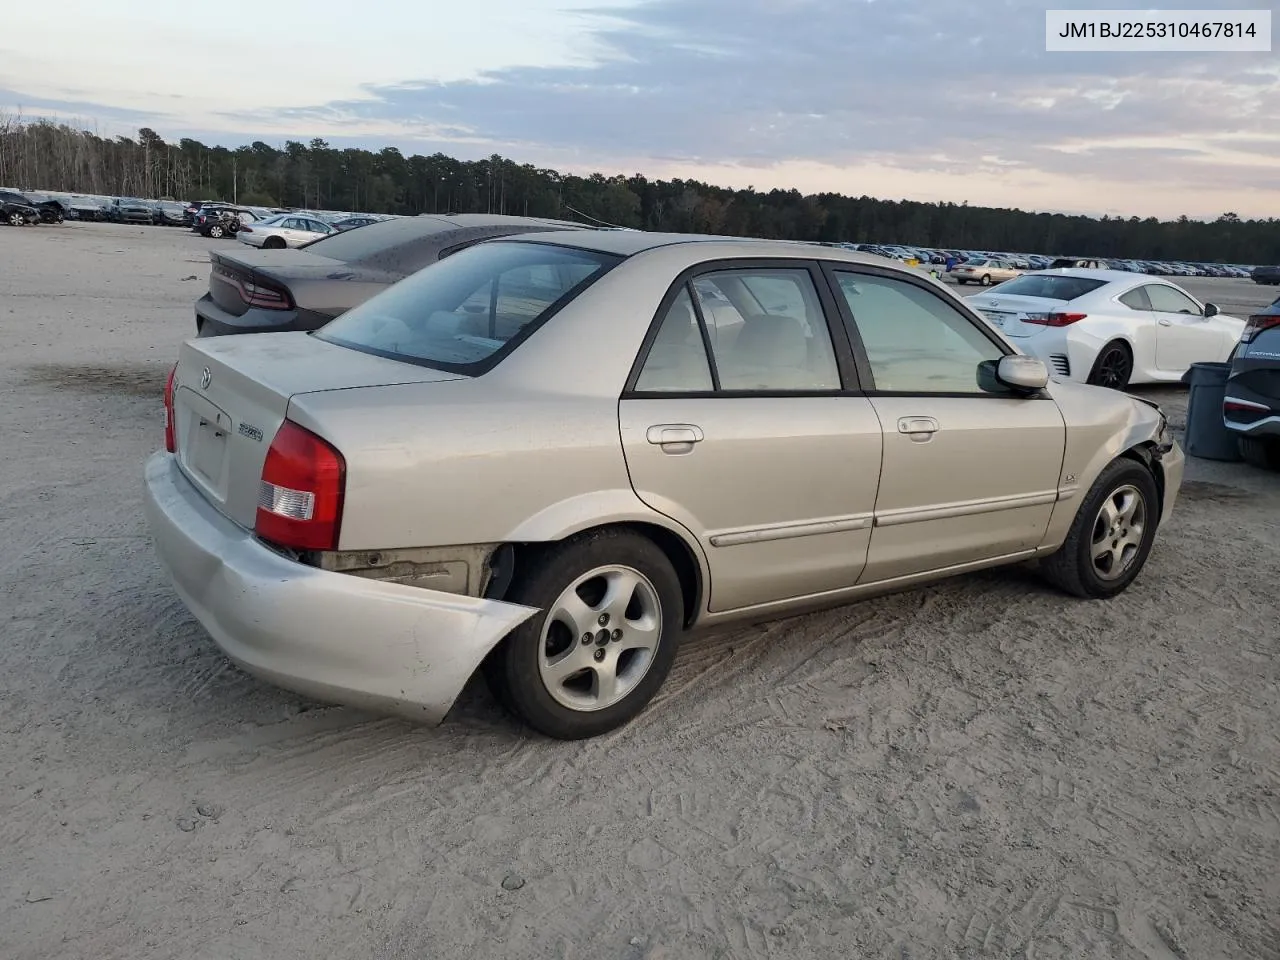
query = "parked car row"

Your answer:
(837, 242), (1259, 281)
